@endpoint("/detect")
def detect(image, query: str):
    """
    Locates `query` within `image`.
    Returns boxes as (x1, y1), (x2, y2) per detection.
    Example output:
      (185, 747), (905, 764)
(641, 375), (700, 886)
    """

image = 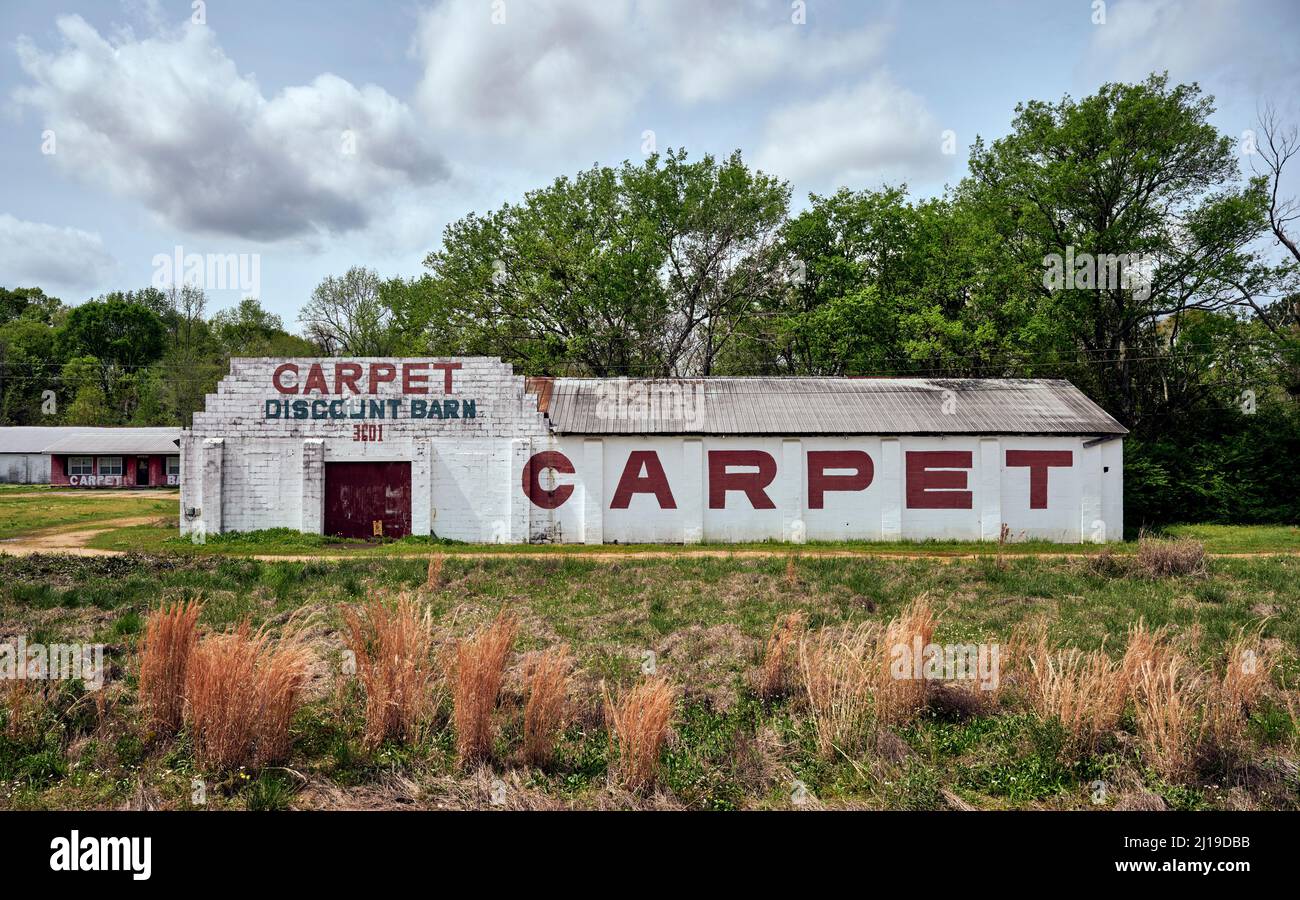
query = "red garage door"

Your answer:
(324, 462), (412, 539)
